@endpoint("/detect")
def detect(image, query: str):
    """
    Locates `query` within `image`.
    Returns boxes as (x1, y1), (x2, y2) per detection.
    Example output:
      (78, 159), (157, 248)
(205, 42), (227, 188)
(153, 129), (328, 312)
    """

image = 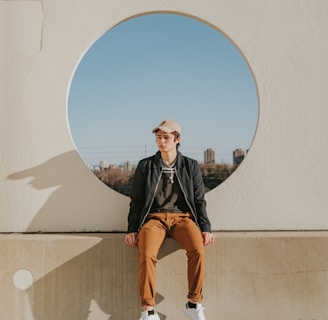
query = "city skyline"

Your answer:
(90, 146), (246, 169)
